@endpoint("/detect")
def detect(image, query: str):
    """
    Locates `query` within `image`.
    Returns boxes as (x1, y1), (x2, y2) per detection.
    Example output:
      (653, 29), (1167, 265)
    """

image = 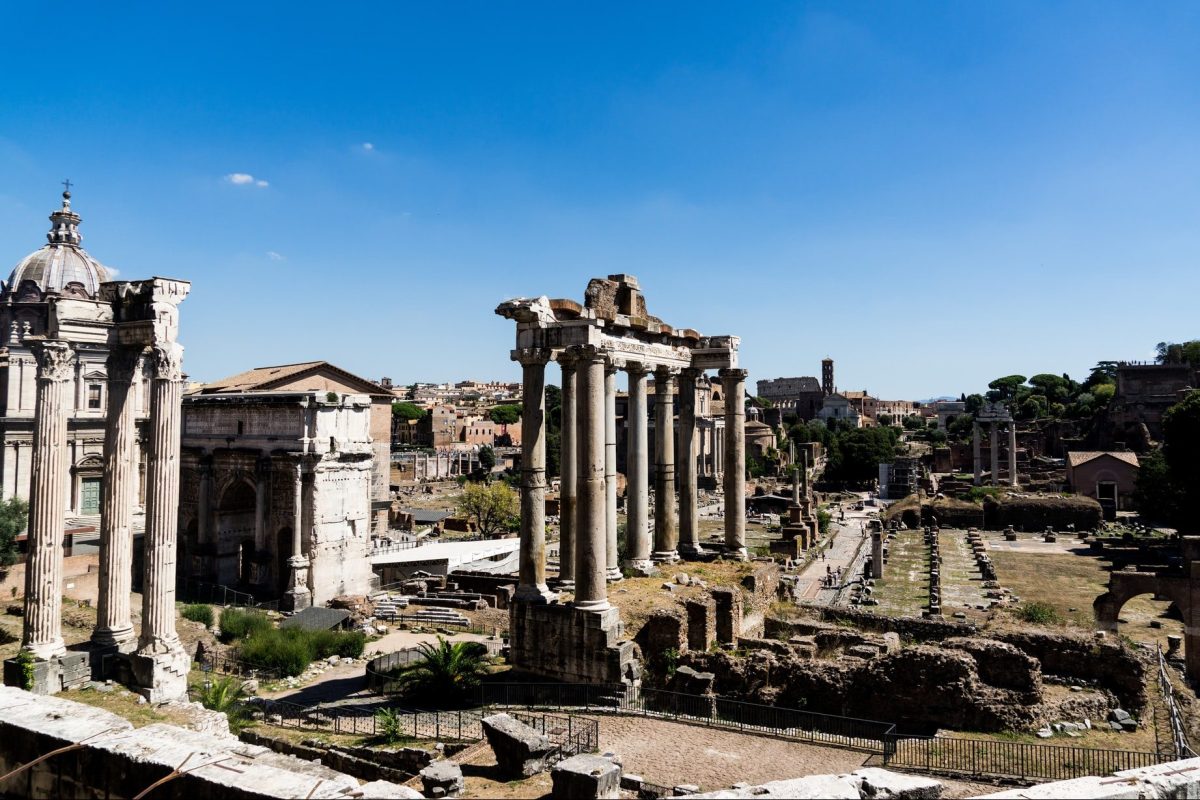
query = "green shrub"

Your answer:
(181, 603), (214, 627)
(374, 707), (411, 745)
(1015, 601), (1062, 625)
(235, 626), (367, 676)
(218, 607), (272, 643)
